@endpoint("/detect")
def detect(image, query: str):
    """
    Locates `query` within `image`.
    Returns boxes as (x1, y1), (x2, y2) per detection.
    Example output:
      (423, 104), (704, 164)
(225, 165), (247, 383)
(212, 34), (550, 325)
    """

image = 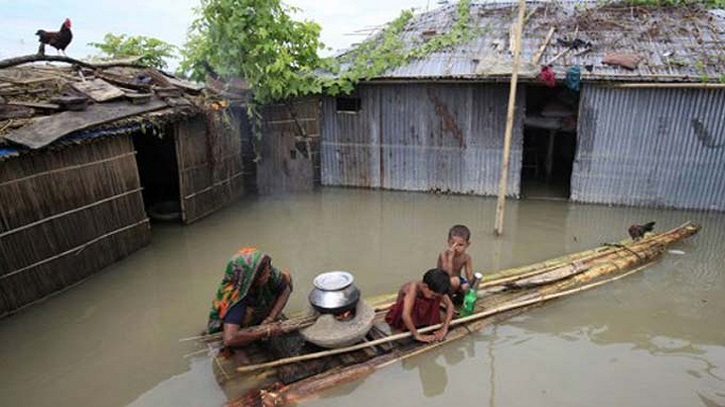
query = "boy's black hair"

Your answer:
(448, 224), (471, 241)
(423, 268), (451, 295)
